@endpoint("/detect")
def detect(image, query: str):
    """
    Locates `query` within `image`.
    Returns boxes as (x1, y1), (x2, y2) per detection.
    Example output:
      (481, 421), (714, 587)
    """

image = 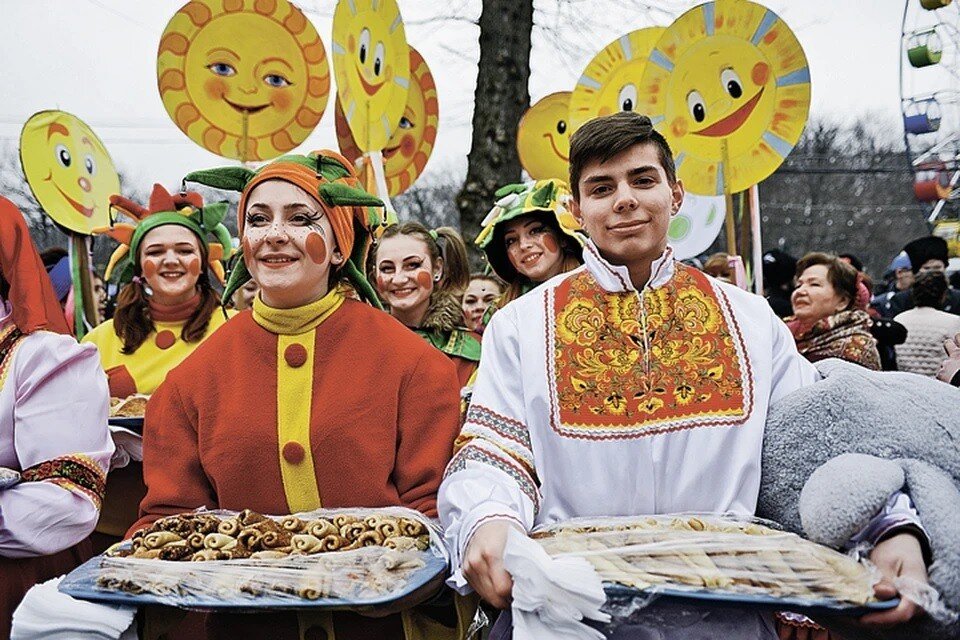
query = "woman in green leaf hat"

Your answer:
(126, 150), (468, 640)
(82, 184), (235, 551)
(84, 184), (234, 401)
(476, 179), (585, 322)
